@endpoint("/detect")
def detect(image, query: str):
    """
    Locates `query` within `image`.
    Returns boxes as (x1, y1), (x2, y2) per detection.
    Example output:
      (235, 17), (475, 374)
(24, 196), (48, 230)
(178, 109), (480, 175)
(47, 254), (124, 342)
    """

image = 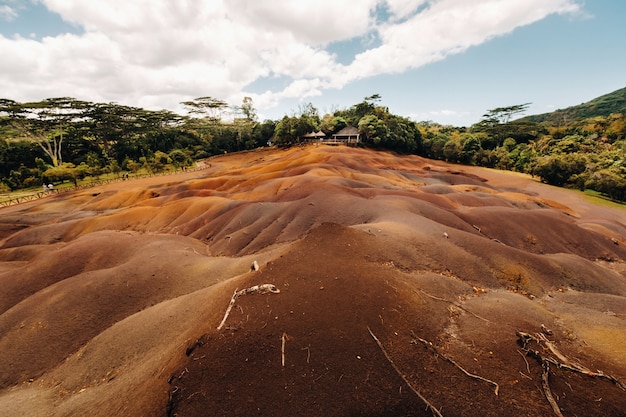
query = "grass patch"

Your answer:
(0, 165), (192, 205)
(583, 189), (626, 209)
